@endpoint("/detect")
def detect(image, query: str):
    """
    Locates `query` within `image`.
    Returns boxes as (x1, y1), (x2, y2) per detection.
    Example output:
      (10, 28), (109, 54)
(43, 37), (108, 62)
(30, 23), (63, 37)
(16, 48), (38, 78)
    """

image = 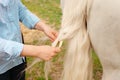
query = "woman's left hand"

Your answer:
(43, 26), (58, 41)
(35, 21), (58, 41)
